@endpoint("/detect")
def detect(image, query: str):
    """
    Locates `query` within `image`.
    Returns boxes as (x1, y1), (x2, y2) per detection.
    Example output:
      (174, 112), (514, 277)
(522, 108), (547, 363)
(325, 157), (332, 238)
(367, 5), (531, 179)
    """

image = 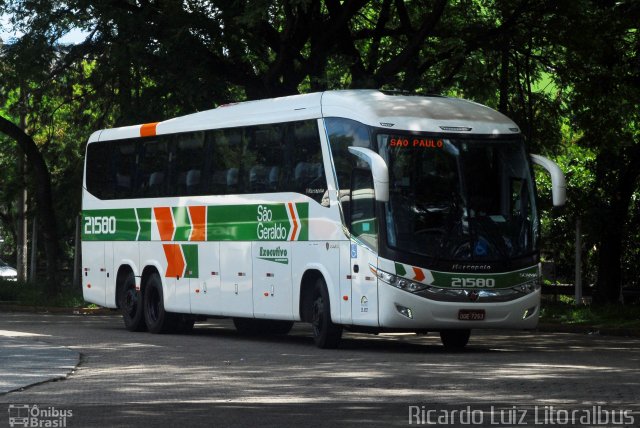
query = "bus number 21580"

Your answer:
(84, 216), (117, 235)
